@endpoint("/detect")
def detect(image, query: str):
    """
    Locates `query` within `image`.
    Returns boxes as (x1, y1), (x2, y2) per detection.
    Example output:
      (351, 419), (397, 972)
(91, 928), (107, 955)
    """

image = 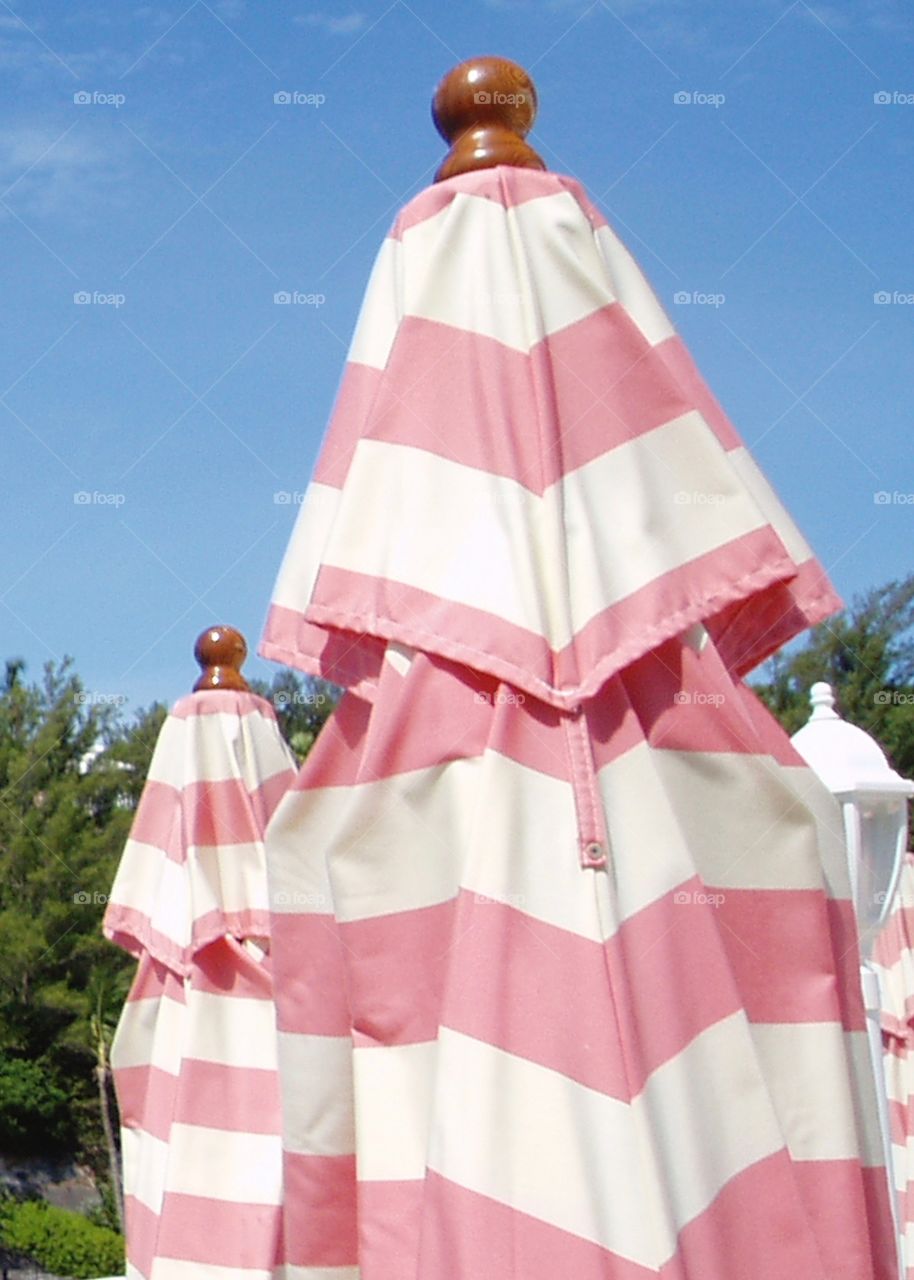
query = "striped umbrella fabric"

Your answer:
(261, 165), (896, 1279)
(104, 689), (298, 1280)
(873, 852), (914, 1275)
